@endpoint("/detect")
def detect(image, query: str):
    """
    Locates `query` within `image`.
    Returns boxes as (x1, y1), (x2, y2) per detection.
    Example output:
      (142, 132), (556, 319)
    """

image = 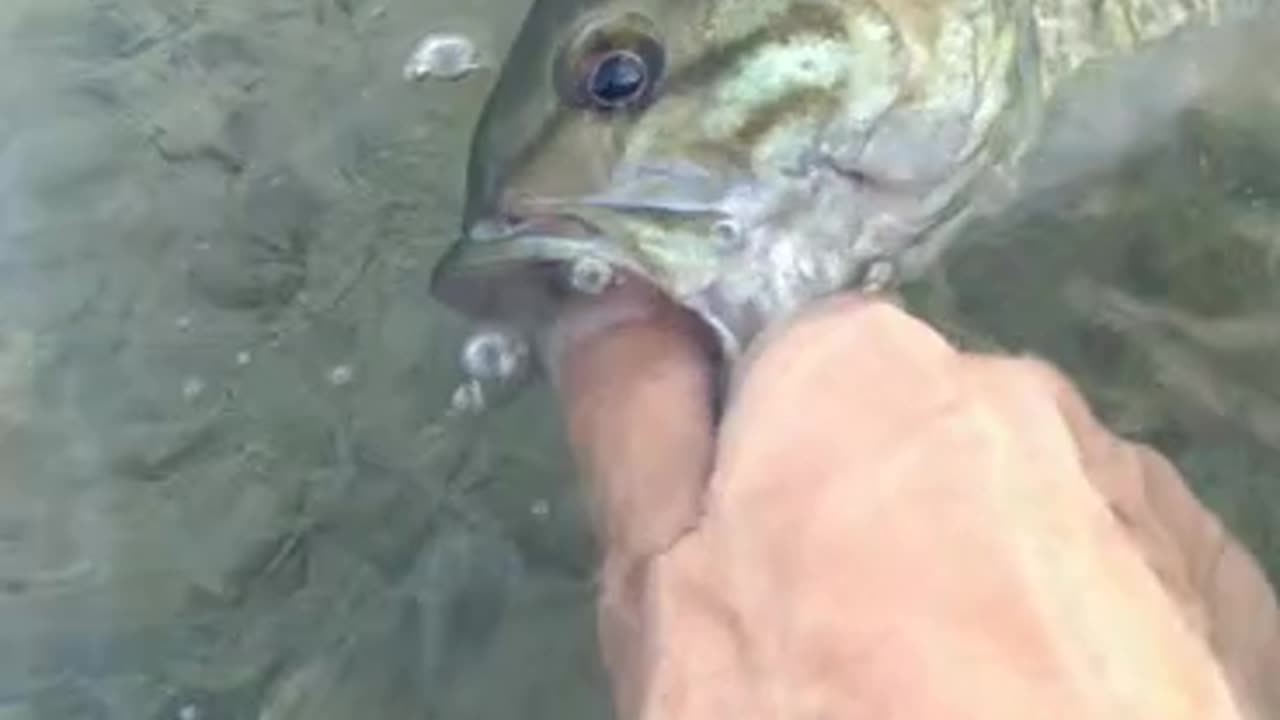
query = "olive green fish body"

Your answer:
(433, 0), (1233, 359)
